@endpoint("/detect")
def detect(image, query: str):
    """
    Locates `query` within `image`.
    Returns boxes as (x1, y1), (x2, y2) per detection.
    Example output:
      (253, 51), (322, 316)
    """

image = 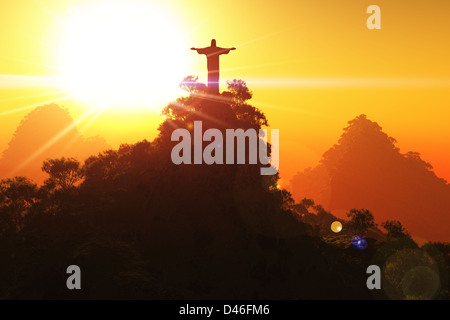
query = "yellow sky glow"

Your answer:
(1, 0), (450, 186)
